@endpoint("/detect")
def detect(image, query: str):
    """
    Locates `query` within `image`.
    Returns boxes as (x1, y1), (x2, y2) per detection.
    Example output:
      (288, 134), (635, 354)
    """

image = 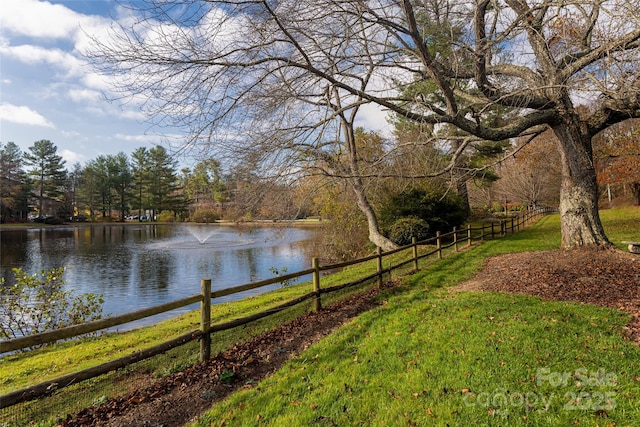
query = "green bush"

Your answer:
(156, 211), (177, 222)
(388, 217), (430, 246)
(191, 209), (220, 223)
(380, 188), (469, 235)
(0, 267), (103, 343)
